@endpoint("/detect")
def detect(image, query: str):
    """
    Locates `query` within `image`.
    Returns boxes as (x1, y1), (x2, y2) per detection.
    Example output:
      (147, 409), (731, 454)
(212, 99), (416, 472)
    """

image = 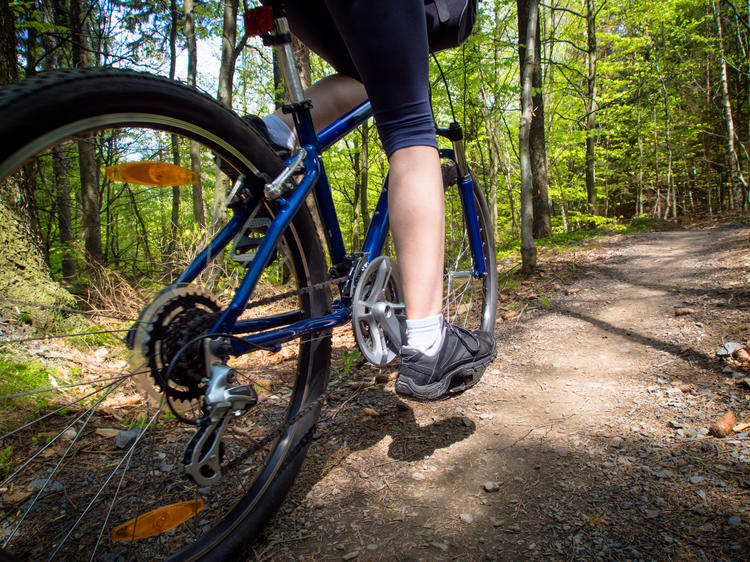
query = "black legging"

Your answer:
(283, 0), (437, 157)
